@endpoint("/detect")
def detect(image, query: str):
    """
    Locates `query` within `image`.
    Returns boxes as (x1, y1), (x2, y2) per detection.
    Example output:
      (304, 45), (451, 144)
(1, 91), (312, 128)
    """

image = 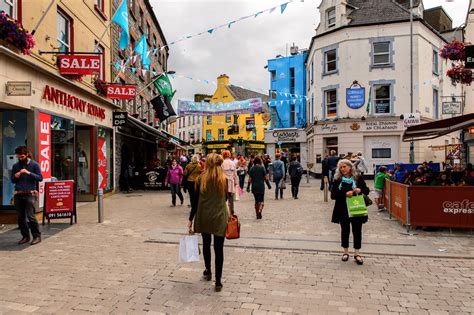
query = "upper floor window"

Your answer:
(373, 42), (390, 65)
(94, 42), (105, 81)
(374, 85), (391, 115)
(207, 115), (212, 125)
(206, 130), (212, 141)
(432, 49), (439, 76)
(324, 49), (337, 73)
(218, 128), (224, 141)
(327, 7), (336, 28)
(0, 0), (17, 19)
(271, 70), (276, 81)
(57, 10), (72, 53)
(433, 88), (439, 119)
(95, 0), (104, 12)
(325, 89), (337, 118)
(225, 115), (231, 123)
(192, 116), (195, 125)
(130, 0), (137, 16)
(290, 68), (295, 95)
